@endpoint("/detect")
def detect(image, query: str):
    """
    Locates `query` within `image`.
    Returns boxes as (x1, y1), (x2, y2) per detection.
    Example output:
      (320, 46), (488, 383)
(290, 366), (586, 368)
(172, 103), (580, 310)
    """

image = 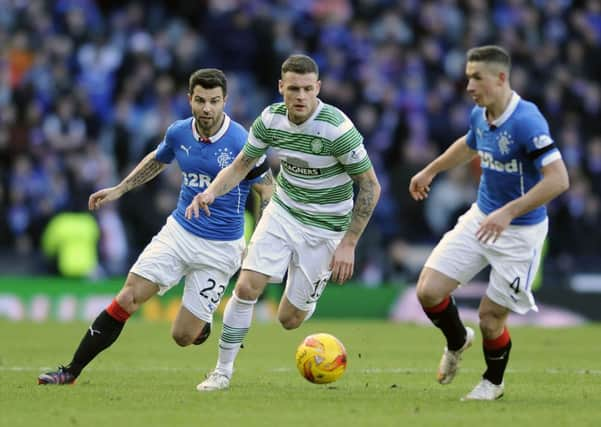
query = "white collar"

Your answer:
(484, 91), (520, 127)
(191, 113), (231, 143)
